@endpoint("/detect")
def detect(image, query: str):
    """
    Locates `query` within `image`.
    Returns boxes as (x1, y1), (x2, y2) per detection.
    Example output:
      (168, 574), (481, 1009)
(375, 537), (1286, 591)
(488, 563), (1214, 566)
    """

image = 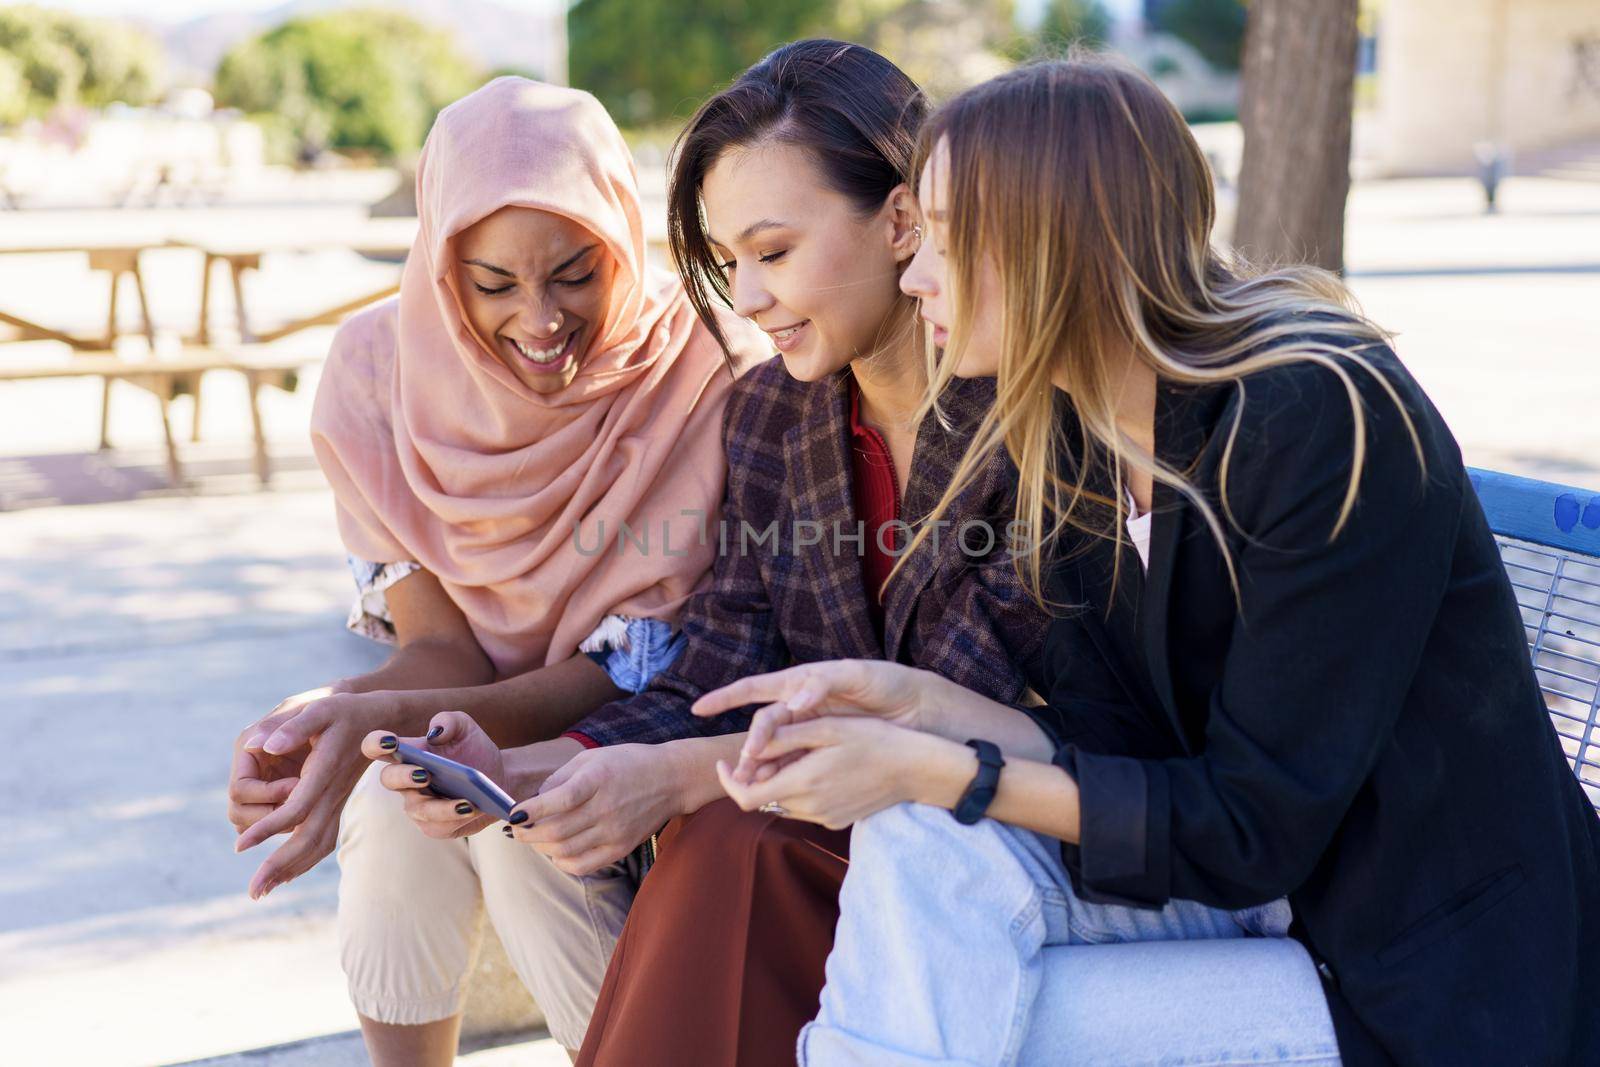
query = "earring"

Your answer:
(912, 224), (923, 245)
